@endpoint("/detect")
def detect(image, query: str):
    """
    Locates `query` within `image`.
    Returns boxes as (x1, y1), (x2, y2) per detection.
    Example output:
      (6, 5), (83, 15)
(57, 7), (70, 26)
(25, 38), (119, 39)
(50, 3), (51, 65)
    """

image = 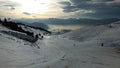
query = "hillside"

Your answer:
(0, 19), (51, 42)
(0, 21), (120, 68)
(0, 22), (64, 68)
(63, 21), (120, 47)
